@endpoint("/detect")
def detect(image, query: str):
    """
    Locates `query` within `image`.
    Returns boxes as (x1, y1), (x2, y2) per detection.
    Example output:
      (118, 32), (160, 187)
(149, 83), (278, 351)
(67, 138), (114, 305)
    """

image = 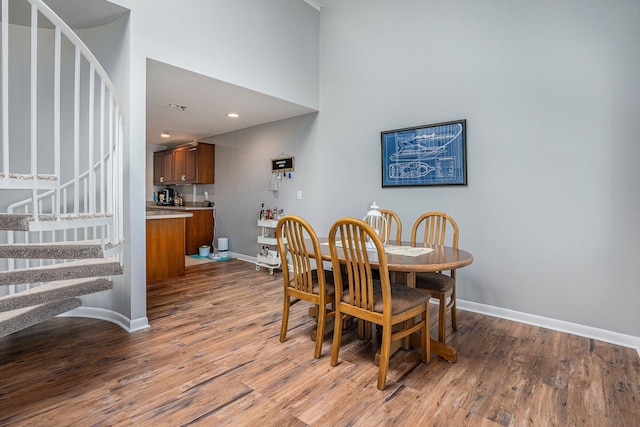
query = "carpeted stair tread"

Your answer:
(0, 214), (31, 231)
(0, 258), (123, 286)
(0, 277), (112, 312)
(0, 213), (114, 232)
(0, 298), (81, 338)
(0, 172), (58, 181)
(0, 240), (107, 259)
(0, 174), (59, 191)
